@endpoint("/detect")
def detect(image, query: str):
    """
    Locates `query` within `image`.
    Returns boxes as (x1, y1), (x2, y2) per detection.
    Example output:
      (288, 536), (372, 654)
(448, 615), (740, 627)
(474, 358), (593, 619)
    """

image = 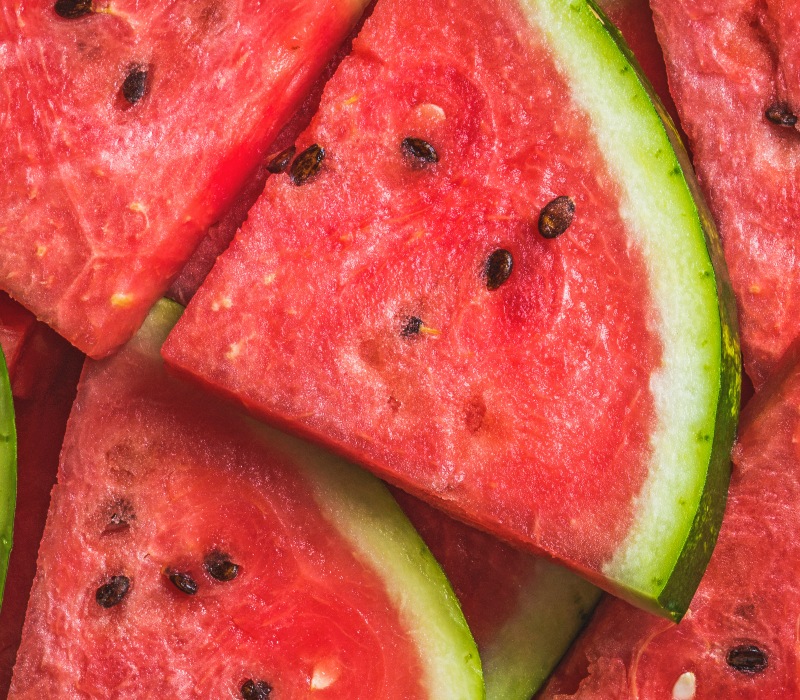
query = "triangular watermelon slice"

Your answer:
(163, 0), (739, 619)
(538, 339), (800, 699)
(9, 299), (483, 697)
(0, 0), (370, 358)
(650, 0), (800, 388)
